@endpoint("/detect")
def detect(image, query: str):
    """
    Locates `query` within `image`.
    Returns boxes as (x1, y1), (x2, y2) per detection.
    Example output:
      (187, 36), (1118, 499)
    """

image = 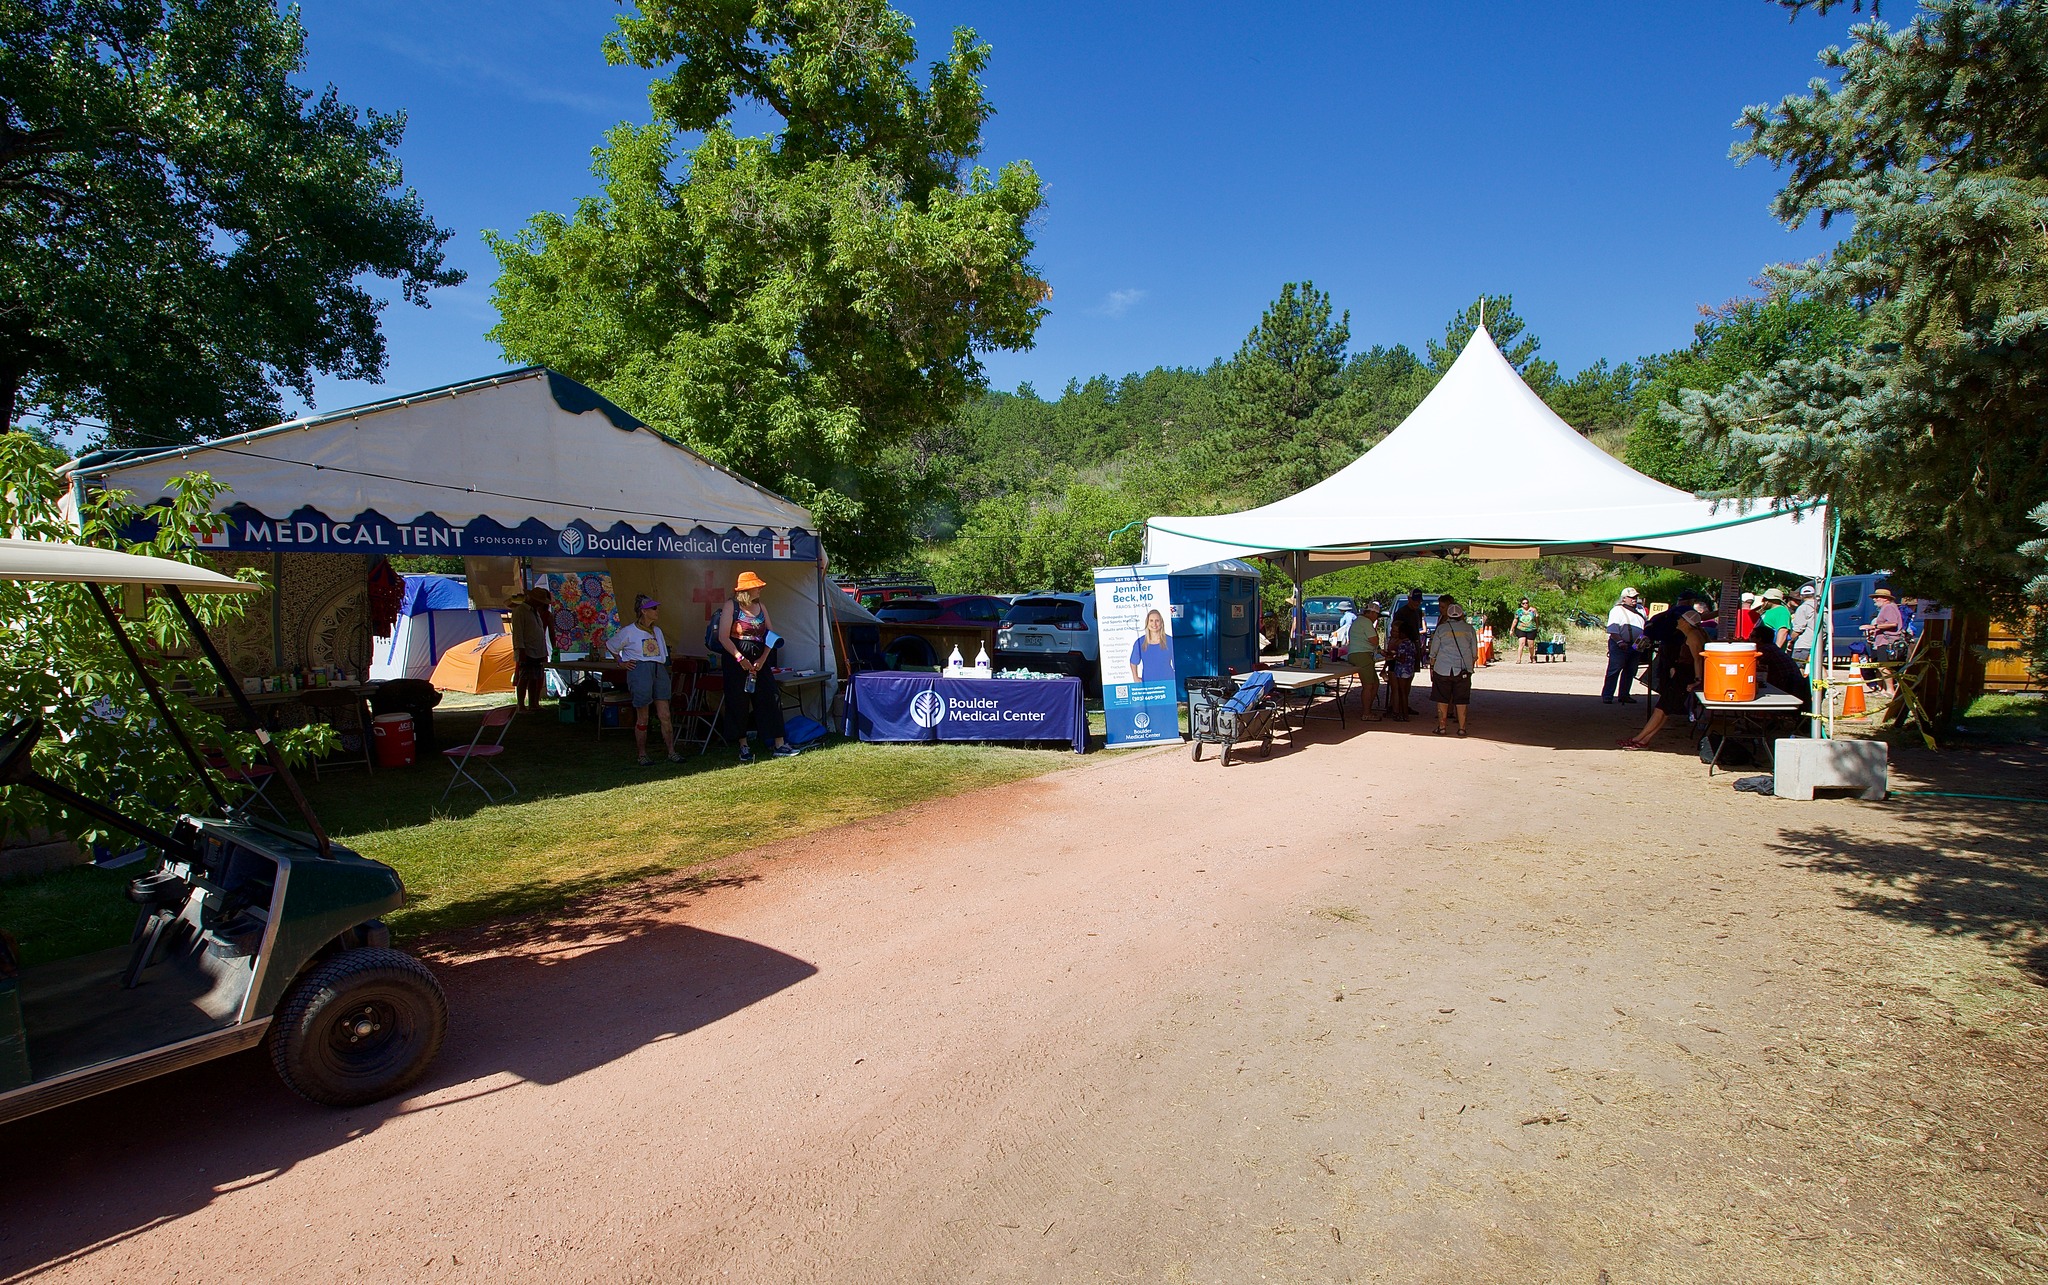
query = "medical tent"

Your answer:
(1145, 330), (1828, 583)
(62, 367), (839, 679)
(371, 574), (500, 682)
